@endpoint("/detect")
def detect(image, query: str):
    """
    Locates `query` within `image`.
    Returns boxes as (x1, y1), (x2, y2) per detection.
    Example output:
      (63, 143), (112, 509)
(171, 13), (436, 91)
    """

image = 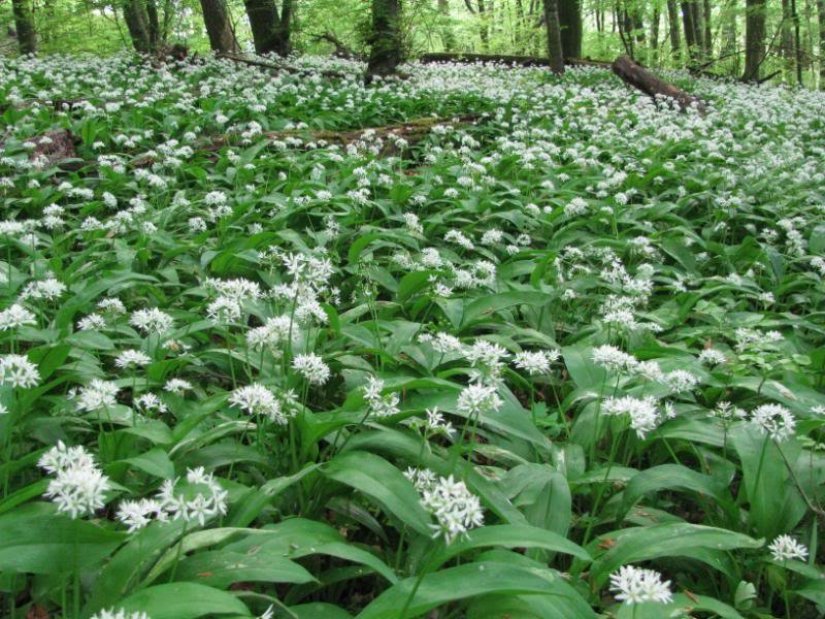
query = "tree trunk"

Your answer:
(681, 0), (699, 60)
(818, 0), (825, 87)
(667, 0), (682, 60)
(612, 54), (706, 111)
(702, 0), (712, 55)
(438, 0), (458, 52)
(244, 0), (291, 55)
(11, 0), (37, 54)
(123, 0), (154, 53)
(366, 0), (403, 81)
(743, 0), (767, 80)
(558, 0), (582, 57)
(543, 0), (565, 73)
(147, 0), (161, 49)
(691, 0), (705, 55)
(782, 0), (795, 78)
(792, 0), (803, 83)
(201, 0), (240, 53)
(651, 7), (660, 63)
